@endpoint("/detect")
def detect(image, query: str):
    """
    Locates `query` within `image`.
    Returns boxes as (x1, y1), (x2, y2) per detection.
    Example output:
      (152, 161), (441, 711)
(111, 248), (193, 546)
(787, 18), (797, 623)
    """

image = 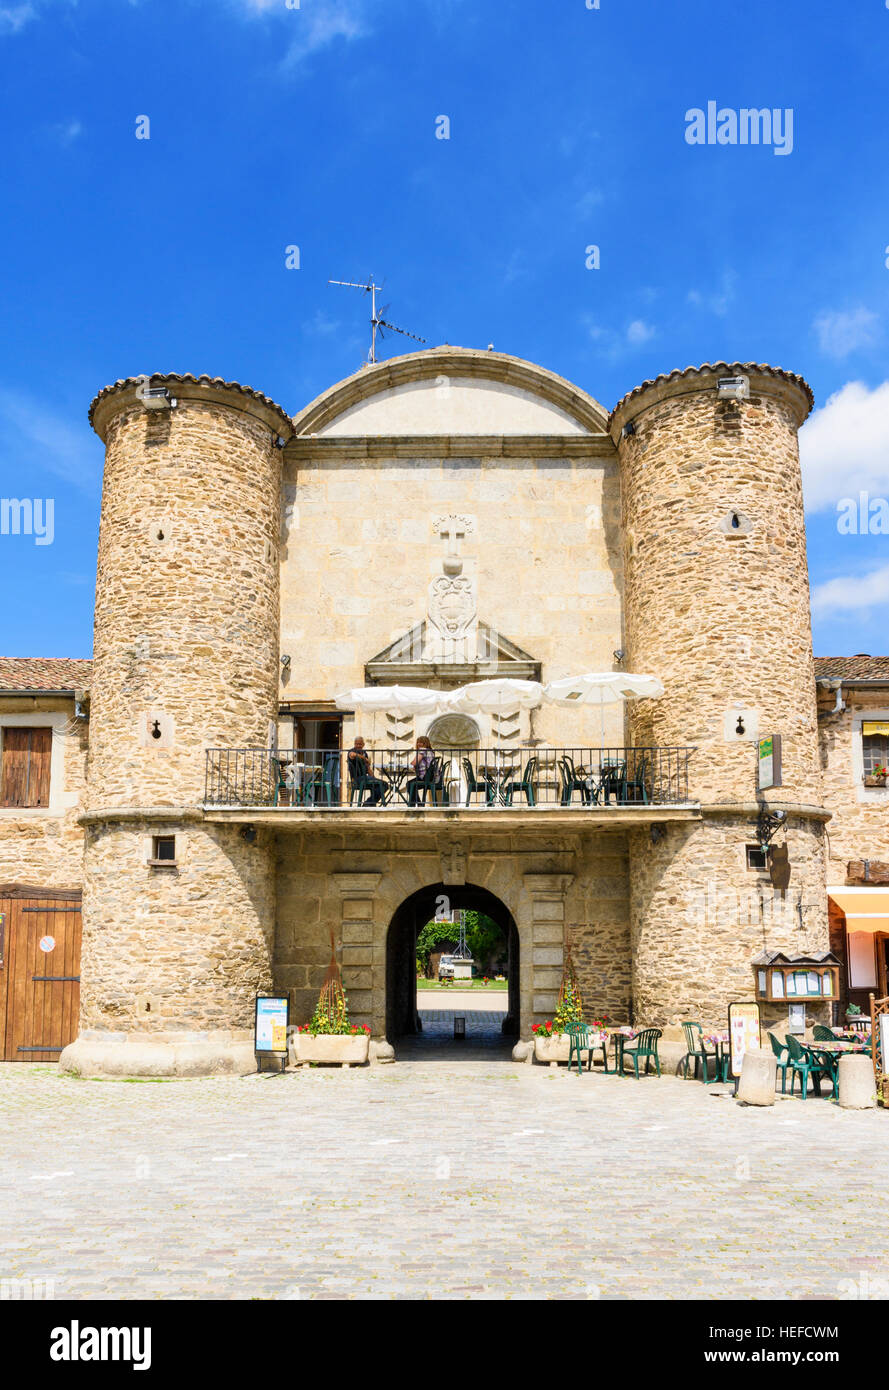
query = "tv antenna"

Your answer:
(328, 277), (426, 363)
